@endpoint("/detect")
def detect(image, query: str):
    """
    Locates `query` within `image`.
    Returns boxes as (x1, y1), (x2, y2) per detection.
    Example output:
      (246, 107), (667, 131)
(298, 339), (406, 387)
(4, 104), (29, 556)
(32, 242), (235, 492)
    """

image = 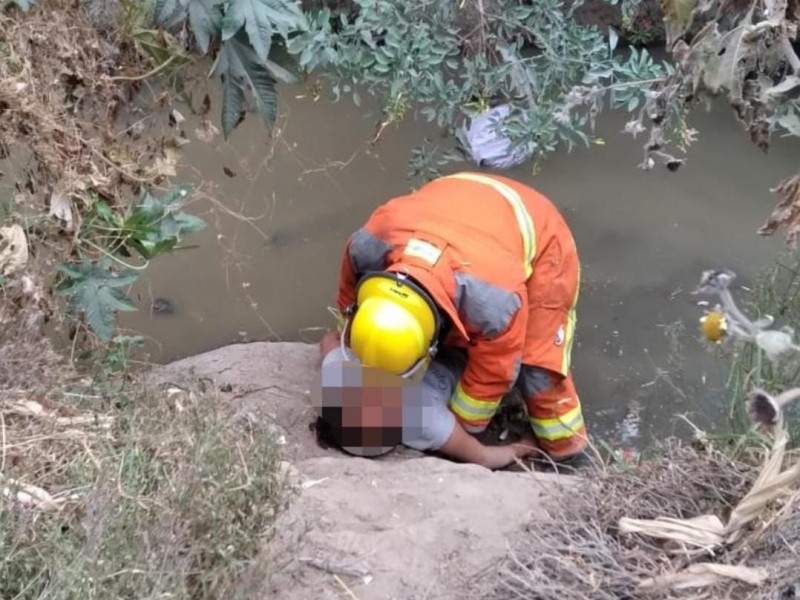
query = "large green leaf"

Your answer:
(219, 68), (247, 137)
(187, 0), (222, 54)
(56, 259), (139, 341)
(220, 0), (306, 63)
(154, 0), (185, 27)
(263, 41), (302, 83)
(211, 32), (283, 137)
